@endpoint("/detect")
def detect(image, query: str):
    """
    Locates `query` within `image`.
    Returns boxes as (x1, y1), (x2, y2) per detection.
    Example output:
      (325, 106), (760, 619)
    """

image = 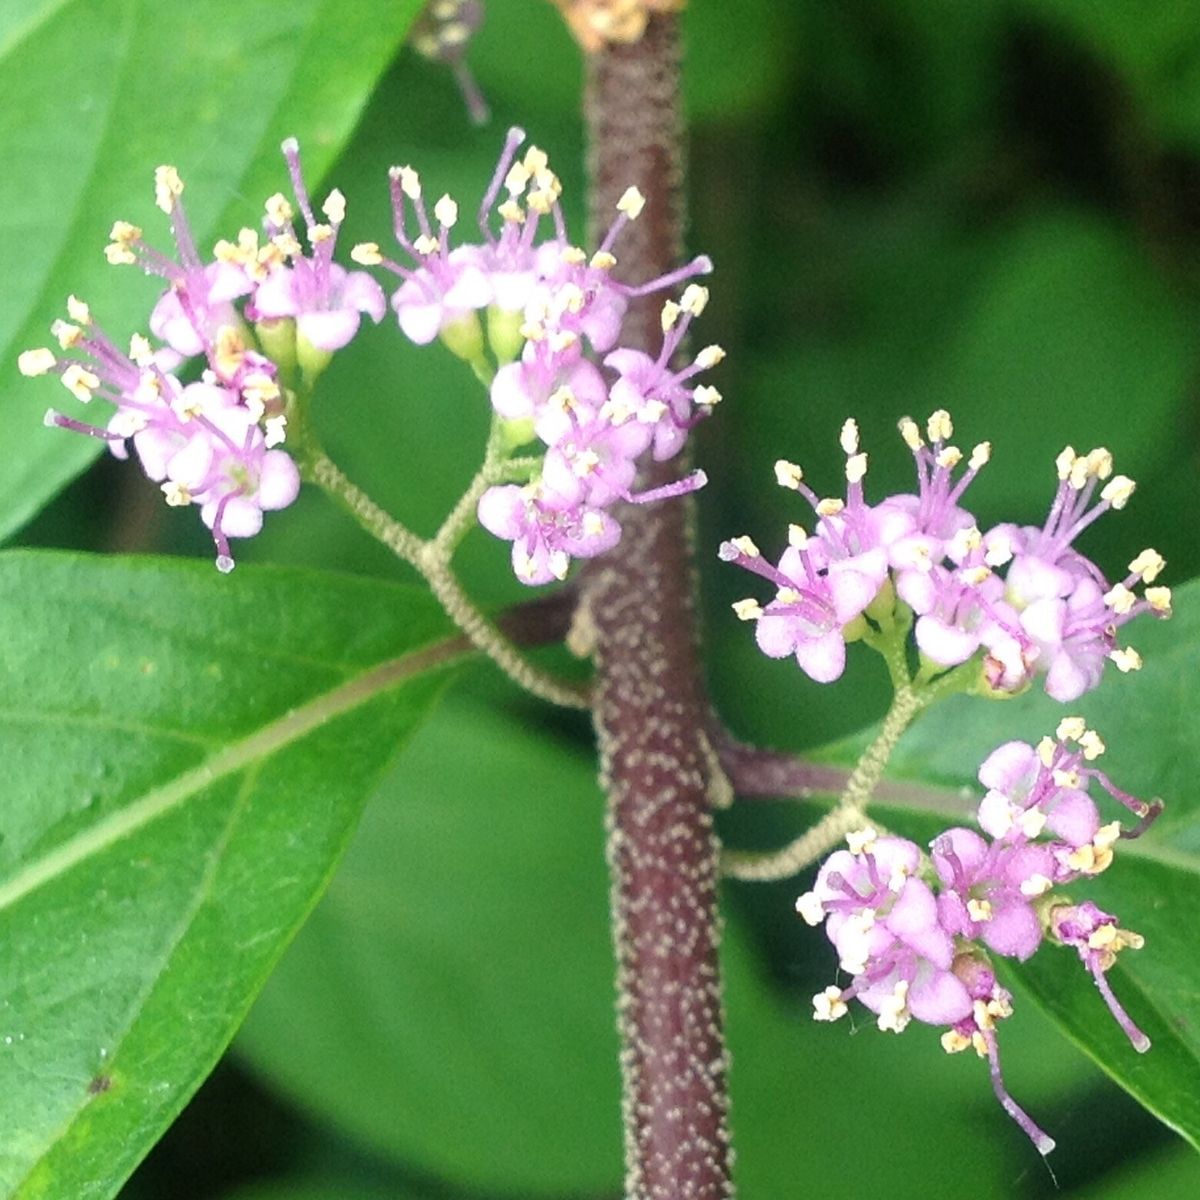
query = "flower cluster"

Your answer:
(21, 145), (387, 571)
(722, 411), (1170, 701)
(797, 720), (1159, 1154)
(359, 127), (720, 584)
